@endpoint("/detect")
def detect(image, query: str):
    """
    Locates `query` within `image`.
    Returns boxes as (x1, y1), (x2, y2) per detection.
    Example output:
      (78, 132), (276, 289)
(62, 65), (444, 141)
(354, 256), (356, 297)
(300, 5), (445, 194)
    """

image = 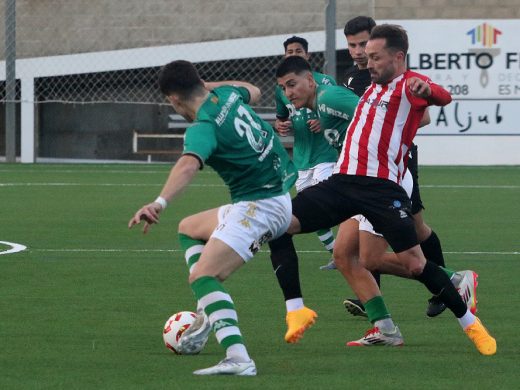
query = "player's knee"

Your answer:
(405, 257), (426, 276)
(188, 263), (227, 284)
(178, 216), (196, 236)
(358, 252), (380, 271)
(395, 247), (426, 276)
(334, 251), (359, 273)
(285, 215), (302, 235)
